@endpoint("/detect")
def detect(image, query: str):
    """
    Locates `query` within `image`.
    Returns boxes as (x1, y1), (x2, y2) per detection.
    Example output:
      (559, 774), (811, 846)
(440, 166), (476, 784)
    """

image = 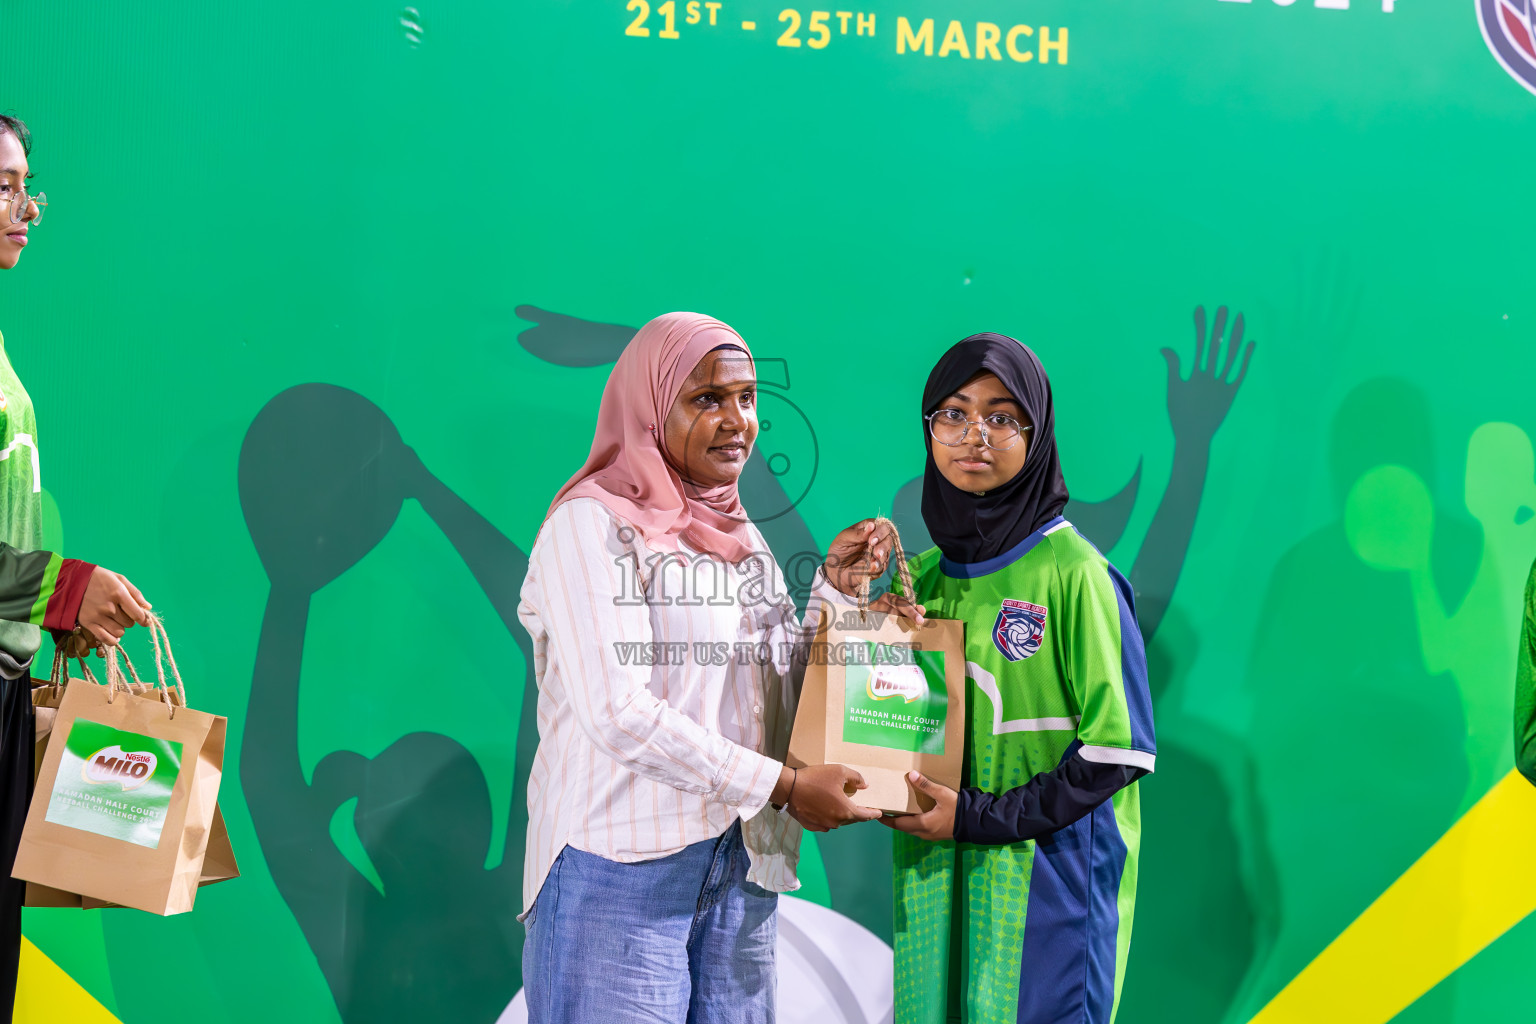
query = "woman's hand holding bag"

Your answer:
(823, 518), (926, 624)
